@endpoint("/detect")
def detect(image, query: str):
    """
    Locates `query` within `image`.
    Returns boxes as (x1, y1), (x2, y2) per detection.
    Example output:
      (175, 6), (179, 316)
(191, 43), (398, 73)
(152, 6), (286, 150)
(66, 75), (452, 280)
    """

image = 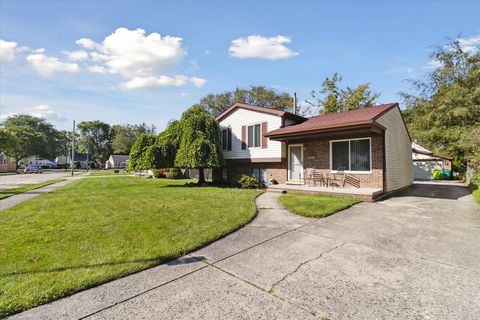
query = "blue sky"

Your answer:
(1, 0), (479, 131)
